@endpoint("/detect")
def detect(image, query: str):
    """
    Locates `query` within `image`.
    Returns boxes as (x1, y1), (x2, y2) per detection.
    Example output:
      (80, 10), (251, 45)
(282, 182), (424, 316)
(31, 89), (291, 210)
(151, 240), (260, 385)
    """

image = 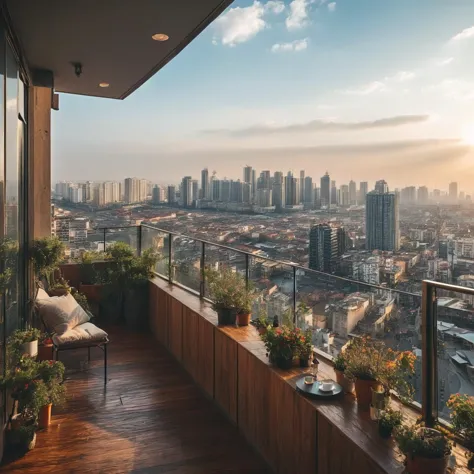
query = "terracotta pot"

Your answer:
(257, 327), (267, 336)
(79, 283), (103, 303)
(405, 455), (448, 474)
(237, 312), (251, 326)
(276, 356), (293, 370)
(335, 369), (355, 394)
(354, 379), (380, 410)
(21, 340), (38, 358)
(38, 404), (52, 429)
(49, 288), (69, 297)
(37, 344), (54, 361)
